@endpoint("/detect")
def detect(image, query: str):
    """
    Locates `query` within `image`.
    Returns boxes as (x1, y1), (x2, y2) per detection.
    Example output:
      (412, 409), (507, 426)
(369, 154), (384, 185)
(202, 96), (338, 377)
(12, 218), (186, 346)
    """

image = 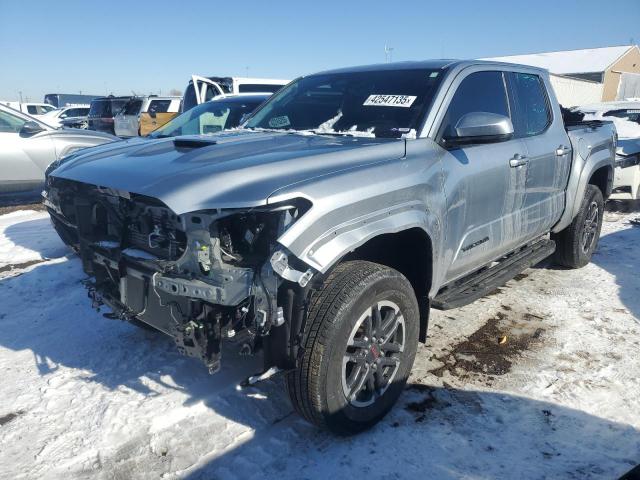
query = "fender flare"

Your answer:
(281, 201), (441, 276)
